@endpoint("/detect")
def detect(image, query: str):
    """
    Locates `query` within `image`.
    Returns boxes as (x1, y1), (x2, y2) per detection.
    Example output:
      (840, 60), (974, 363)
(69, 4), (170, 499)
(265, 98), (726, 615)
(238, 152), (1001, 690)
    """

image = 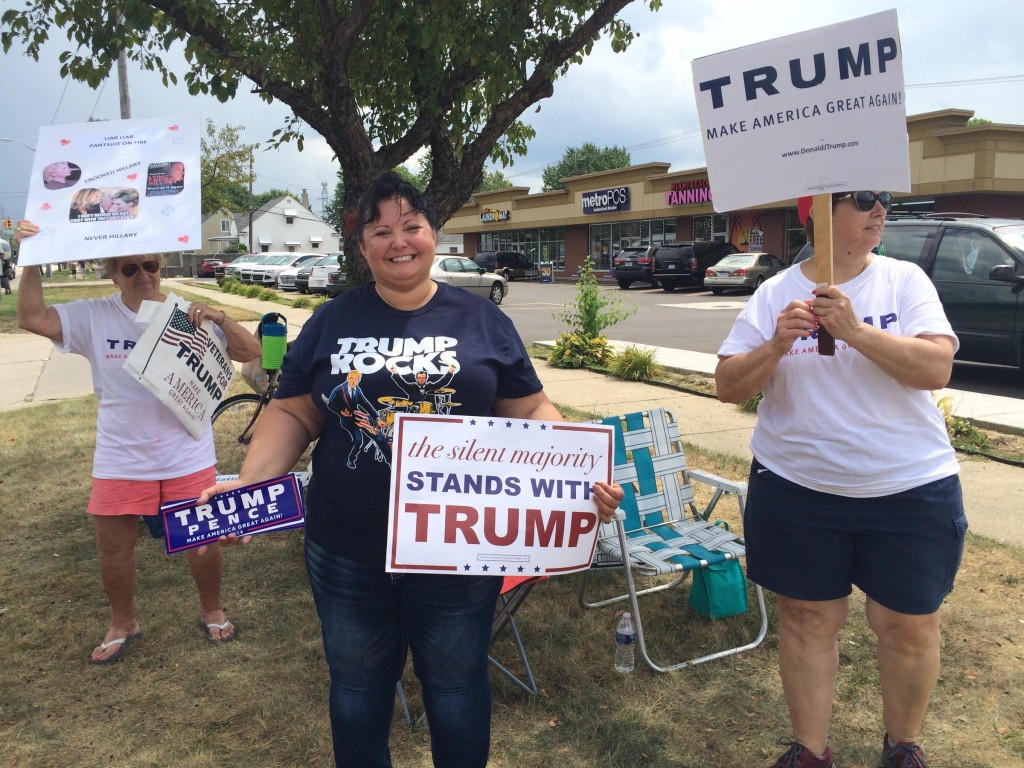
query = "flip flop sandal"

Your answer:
(196, 617), (237, 642)
(89, 630), (143, 665)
